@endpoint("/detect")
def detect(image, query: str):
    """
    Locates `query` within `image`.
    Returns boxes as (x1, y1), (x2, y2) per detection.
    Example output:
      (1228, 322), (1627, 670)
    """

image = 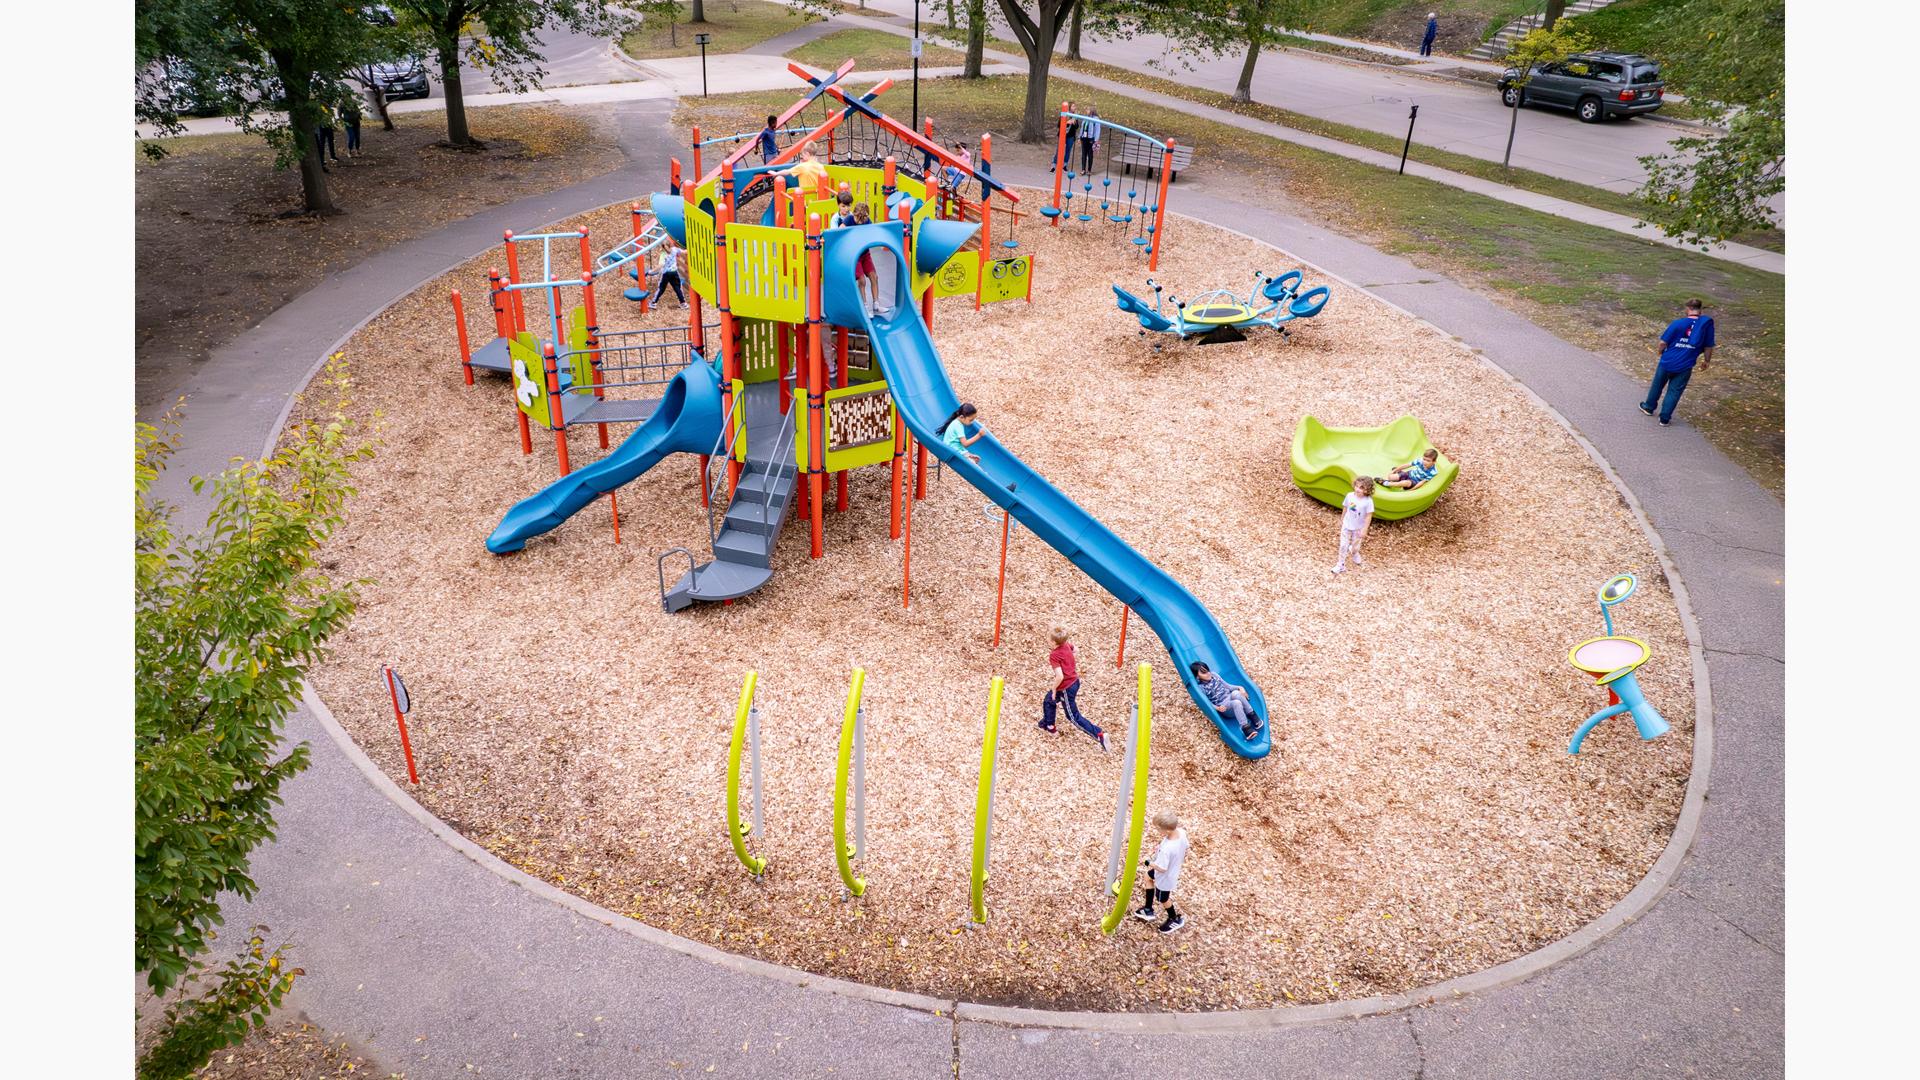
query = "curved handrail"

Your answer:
(726, 671), (767, 876)
(833, 668), (868, 897)
(1100, 664), (1153, 935)
(968, 676), (1005, 925)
